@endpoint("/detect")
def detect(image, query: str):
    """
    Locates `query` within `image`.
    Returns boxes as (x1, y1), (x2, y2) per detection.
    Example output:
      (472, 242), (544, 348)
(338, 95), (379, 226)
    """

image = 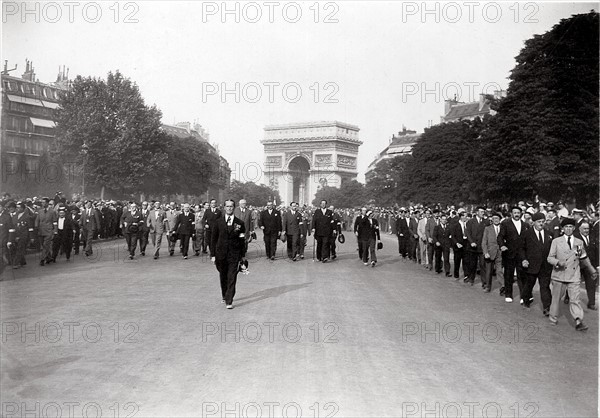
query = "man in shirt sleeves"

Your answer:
(211, 200), (246, 310)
